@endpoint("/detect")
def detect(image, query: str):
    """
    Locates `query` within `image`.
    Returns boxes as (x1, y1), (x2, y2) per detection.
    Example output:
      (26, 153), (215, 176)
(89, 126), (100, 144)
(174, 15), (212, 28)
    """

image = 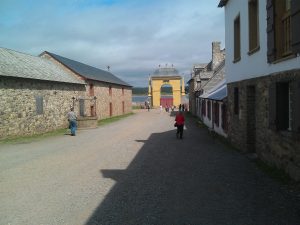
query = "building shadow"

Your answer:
(85, 114), (300, 225)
